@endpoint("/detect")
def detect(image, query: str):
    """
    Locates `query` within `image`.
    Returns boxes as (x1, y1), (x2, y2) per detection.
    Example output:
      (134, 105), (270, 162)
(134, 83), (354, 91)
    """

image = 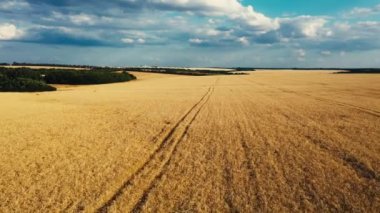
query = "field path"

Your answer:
(96, 84), (215, 212)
